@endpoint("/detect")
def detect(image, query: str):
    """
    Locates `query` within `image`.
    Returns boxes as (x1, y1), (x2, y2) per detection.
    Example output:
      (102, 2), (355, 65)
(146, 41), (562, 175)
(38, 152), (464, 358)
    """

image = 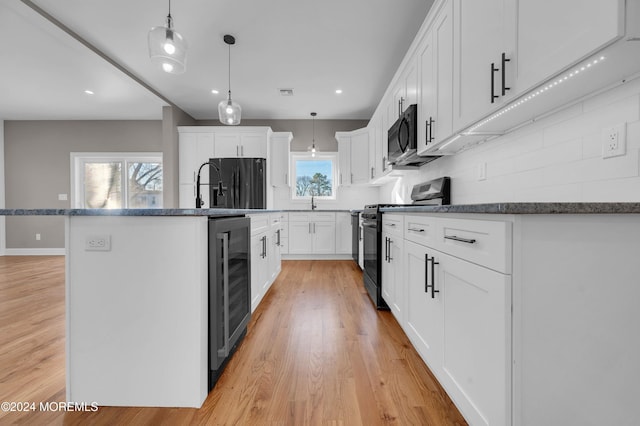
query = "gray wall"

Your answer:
(4, 120), (162, 249)
(3, 116), (367, 250)
(197, 119), (369, 152)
